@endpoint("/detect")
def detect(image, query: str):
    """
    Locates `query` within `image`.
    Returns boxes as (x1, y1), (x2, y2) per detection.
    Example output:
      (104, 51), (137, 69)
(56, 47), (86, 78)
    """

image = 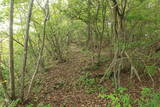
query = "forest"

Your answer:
(0, 0), (160, 106)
